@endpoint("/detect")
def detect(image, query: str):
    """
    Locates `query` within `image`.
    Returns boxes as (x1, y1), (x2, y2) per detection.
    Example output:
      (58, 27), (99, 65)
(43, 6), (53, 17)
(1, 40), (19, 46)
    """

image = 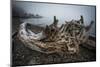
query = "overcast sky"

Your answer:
(13, 1), (96, 25)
